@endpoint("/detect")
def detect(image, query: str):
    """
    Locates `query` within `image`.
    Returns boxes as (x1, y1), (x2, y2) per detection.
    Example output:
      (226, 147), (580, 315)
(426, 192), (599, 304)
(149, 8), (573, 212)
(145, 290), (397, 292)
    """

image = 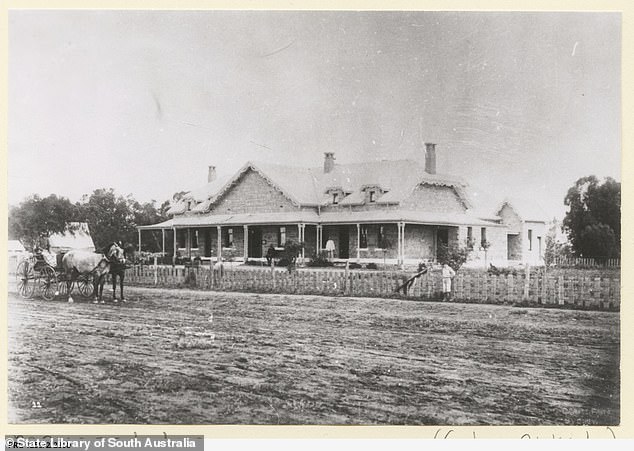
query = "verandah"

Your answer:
(137, 221), (461, 266)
